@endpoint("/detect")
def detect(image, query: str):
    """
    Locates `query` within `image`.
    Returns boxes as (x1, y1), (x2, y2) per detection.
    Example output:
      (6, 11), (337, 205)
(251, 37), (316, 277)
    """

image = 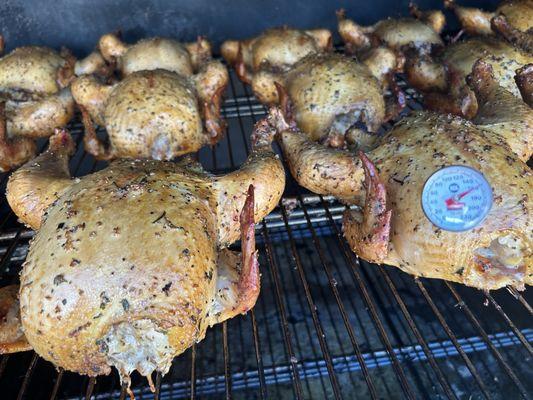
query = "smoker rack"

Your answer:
(0, 65), (531, 400)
